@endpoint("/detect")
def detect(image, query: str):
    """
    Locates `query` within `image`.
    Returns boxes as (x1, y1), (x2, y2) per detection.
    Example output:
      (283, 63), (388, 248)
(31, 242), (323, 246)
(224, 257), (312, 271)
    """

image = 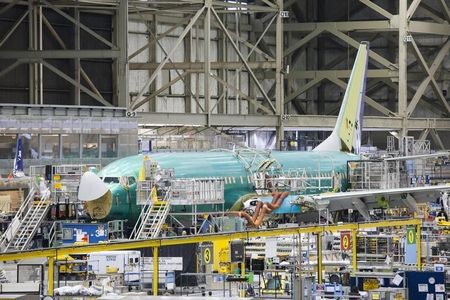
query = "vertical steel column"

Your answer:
(149, 16), (157, 112)
(398, 0), (408, 138)
(117, 0), (128, 108)
(74, 8), (81, 105)
(248, 13), (256, 115)
(317, 232), (323, 284)
(28, 0), (34, 104)
(48, 257), (55, 296)
(153, 246), (159, 296)
(221, 17), (228, 114)
(27, 3), (43, 104)
(204, 2), (211, 124)
(184, 30), (192, 113)
(275, 0), (284, 150)
(38, 4), (43, 104)
(352, 229), (357, 272)
(234, 9), (240, 115)
(195, 24), (201, 113)
(416, 224), (421, 270)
